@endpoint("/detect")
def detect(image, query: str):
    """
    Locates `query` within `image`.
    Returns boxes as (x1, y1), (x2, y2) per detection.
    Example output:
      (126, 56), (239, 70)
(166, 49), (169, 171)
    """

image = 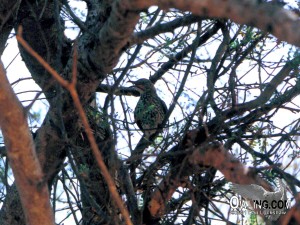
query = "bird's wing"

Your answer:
(134, 101), (144, 131)
(231, 183), (266, 200)
(157, 98), (168, 129)
(136, 120), (143, 132)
